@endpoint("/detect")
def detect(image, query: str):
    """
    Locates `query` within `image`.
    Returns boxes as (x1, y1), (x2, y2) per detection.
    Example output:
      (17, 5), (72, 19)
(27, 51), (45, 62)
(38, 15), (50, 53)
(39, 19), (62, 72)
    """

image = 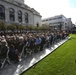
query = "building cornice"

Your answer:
(1, 0), (32, 12)
(1, 0), (42, 17)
